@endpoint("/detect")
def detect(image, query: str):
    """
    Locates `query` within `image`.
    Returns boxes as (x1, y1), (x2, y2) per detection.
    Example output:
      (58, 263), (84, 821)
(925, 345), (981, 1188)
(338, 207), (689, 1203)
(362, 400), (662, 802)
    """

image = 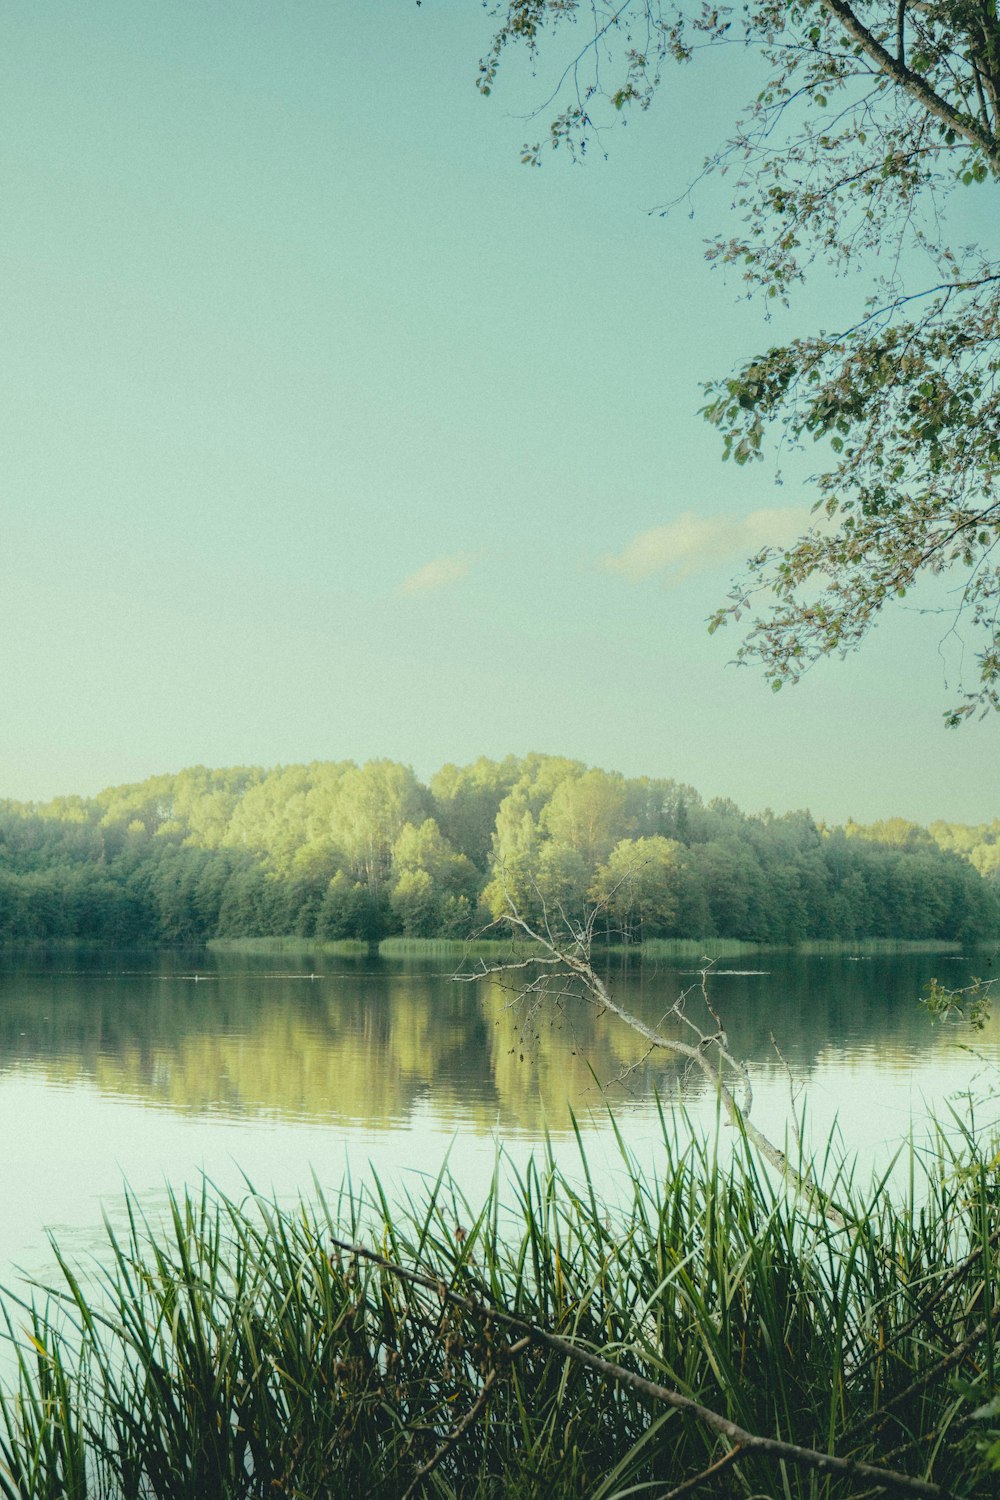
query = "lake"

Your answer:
(1, 945), (996, 1291)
